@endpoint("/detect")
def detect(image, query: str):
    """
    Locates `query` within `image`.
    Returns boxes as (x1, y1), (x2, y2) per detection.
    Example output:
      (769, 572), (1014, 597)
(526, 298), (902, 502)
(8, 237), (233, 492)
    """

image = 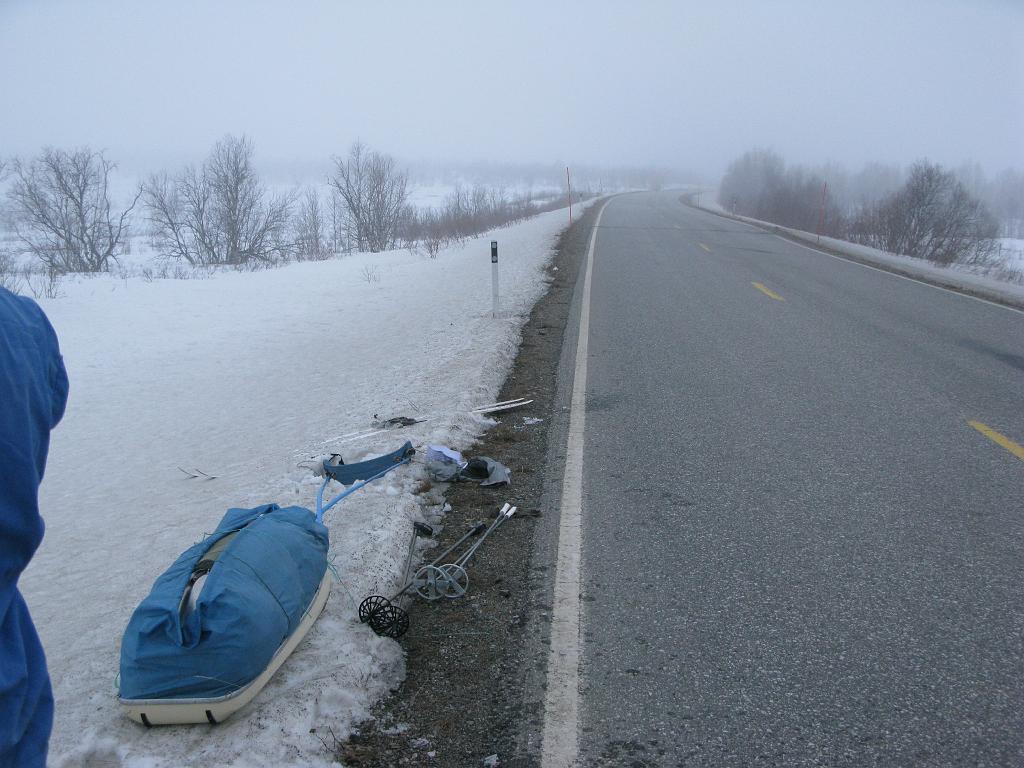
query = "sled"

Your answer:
(119, 444), (414, 725)
(120, 570), (332, 726)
